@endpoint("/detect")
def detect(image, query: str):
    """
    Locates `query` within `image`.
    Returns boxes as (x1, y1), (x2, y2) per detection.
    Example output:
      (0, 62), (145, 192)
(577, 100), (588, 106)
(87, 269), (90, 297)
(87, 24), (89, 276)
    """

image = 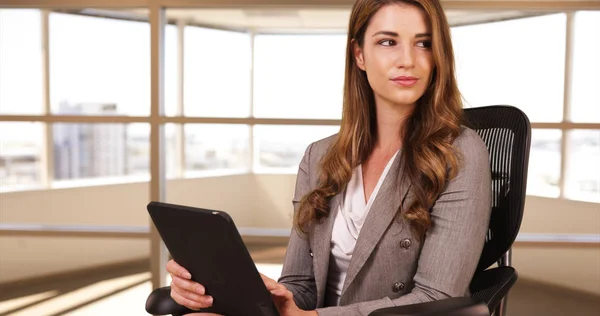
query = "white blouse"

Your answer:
(325, 151), (399, 306)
